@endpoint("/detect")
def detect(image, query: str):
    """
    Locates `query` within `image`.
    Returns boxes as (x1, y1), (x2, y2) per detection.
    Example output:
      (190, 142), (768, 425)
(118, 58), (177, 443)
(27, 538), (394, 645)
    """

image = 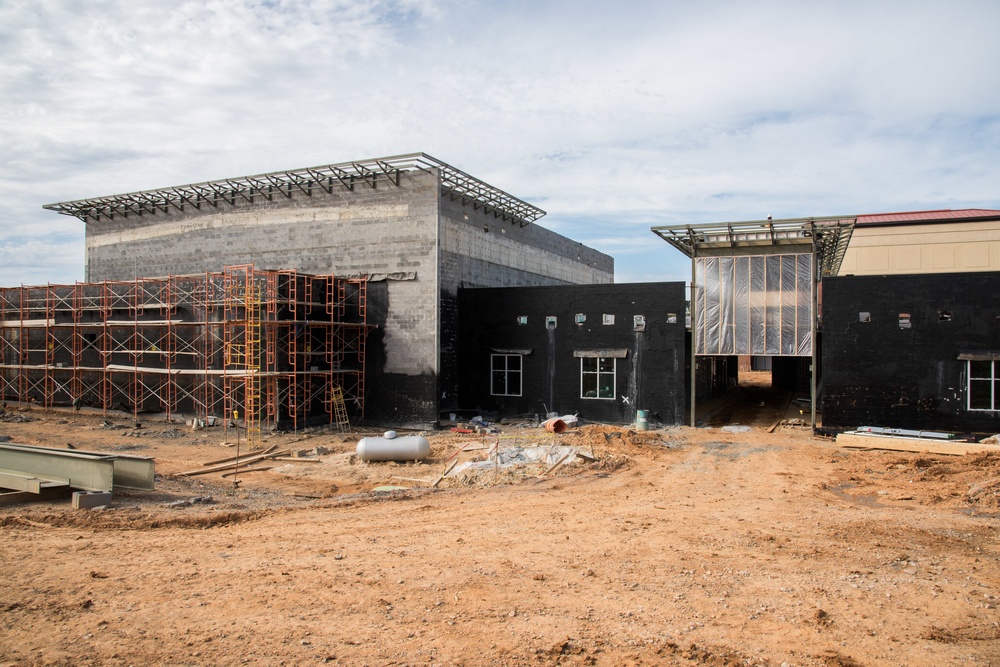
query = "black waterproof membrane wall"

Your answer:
(457, 282), (687, 425)
(822, 271), (1000, 433)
